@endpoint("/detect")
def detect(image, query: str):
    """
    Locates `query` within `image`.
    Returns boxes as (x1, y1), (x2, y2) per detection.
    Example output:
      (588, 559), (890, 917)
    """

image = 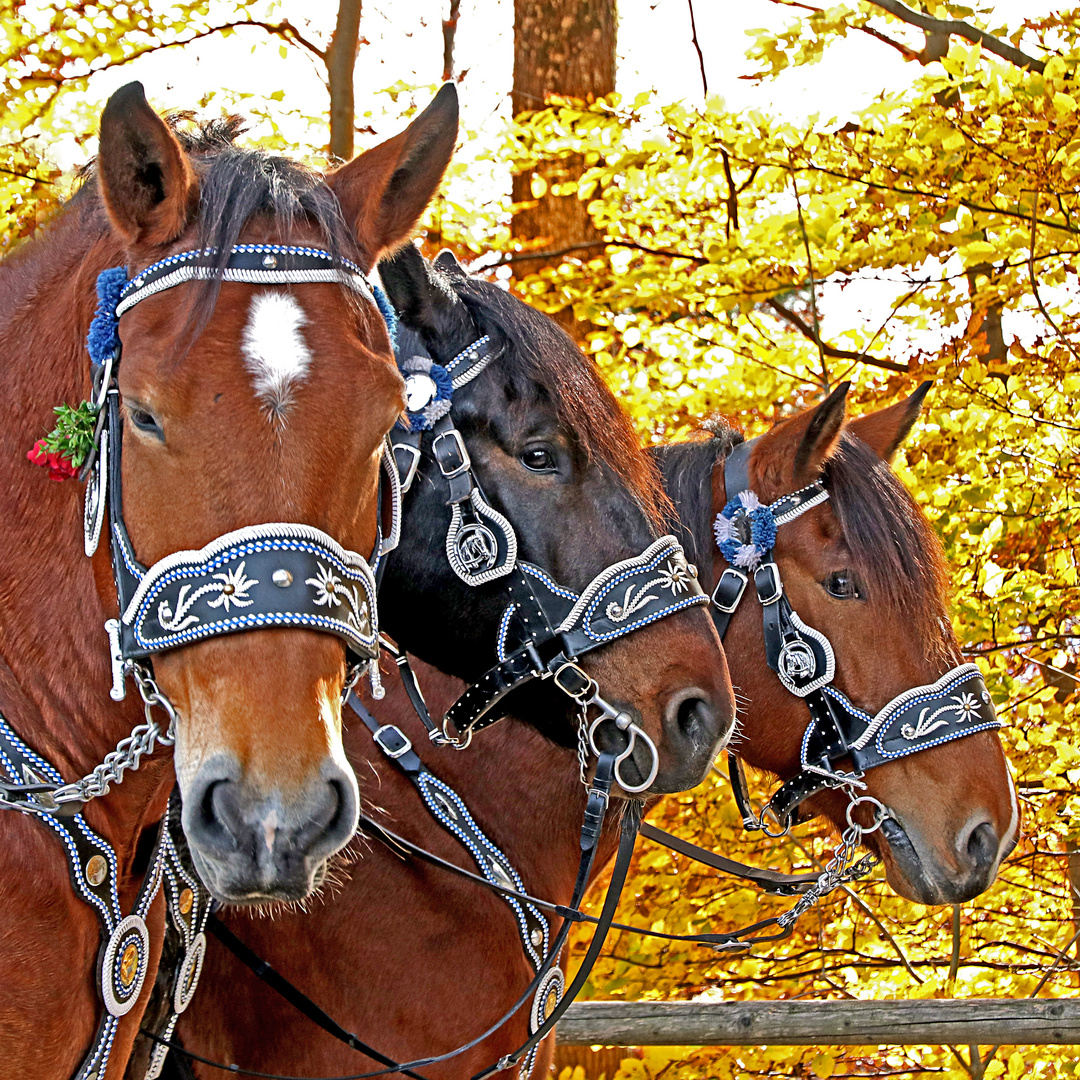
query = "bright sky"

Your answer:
(64, 0), (1049, 363)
